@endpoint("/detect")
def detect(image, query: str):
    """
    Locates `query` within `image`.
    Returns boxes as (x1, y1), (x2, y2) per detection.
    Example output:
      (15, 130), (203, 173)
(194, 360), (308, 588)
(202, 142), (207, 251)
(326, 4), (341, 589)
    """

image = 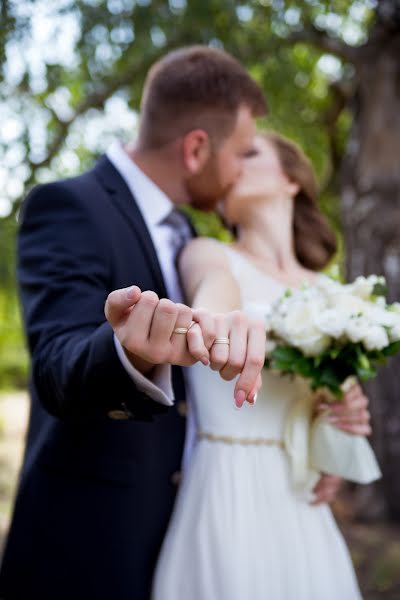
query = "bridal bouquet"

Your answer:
(264, 274), (400, 488)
